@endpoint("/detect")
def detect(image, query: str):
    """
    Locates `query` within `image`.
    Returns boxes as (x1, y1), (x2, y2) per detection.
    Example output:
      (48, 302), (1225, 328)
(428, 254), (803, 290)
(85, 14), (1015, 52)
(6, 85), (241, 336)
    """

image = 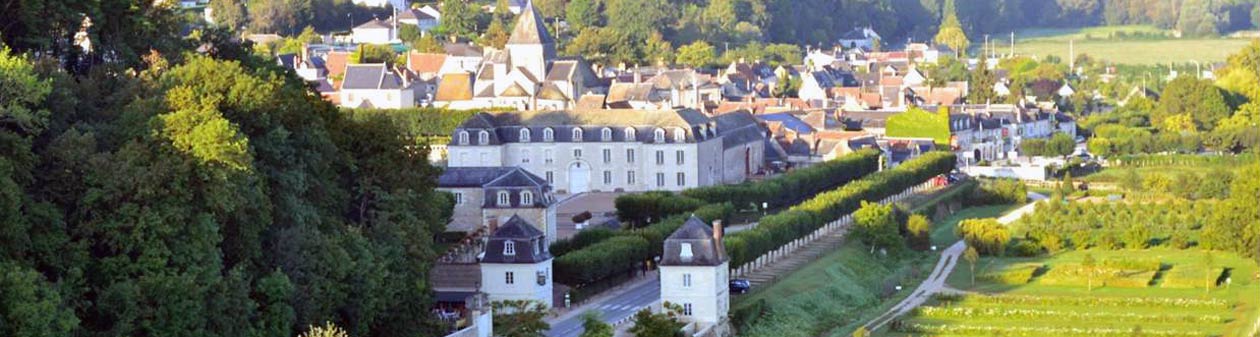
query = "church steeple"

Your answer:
(505, 0), (555, 79)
